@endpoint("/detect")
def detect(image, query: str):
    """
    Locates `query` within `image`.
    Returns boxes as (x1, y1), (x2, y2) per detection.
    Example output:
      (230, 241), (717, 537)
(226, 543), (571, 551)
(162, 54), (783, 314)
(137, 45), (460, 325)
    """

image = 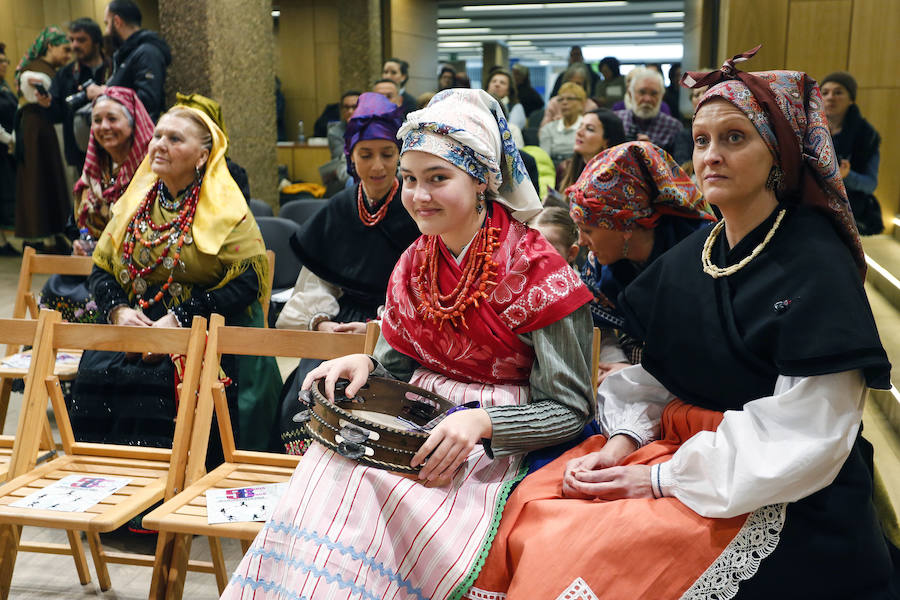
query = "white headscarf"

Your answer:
(398, 89), (542, 222)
